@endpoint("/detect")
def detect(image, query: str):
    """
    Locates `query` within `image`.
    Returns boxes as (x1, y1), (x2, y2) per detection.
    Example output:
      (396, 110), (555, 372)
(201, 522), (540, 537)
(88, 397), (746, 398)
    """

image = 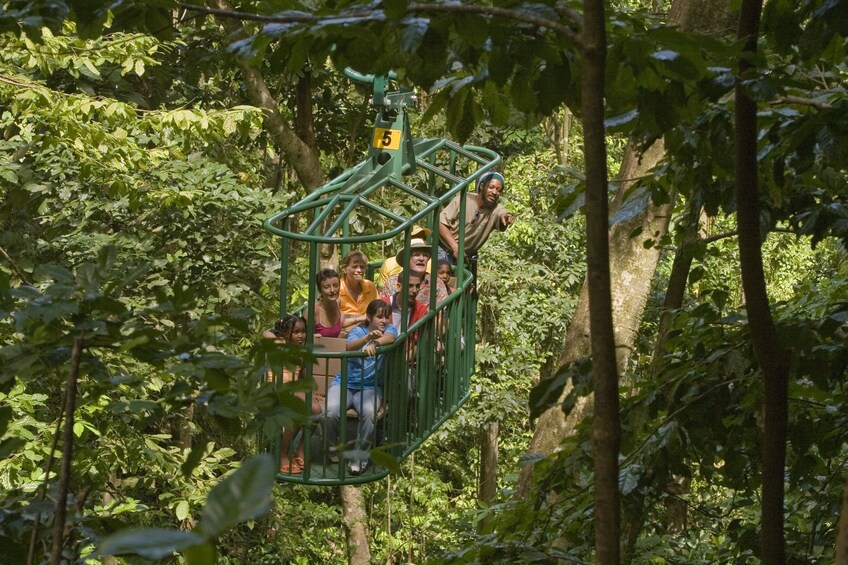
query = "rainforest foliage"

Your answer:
(1, 0), (847, 563)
